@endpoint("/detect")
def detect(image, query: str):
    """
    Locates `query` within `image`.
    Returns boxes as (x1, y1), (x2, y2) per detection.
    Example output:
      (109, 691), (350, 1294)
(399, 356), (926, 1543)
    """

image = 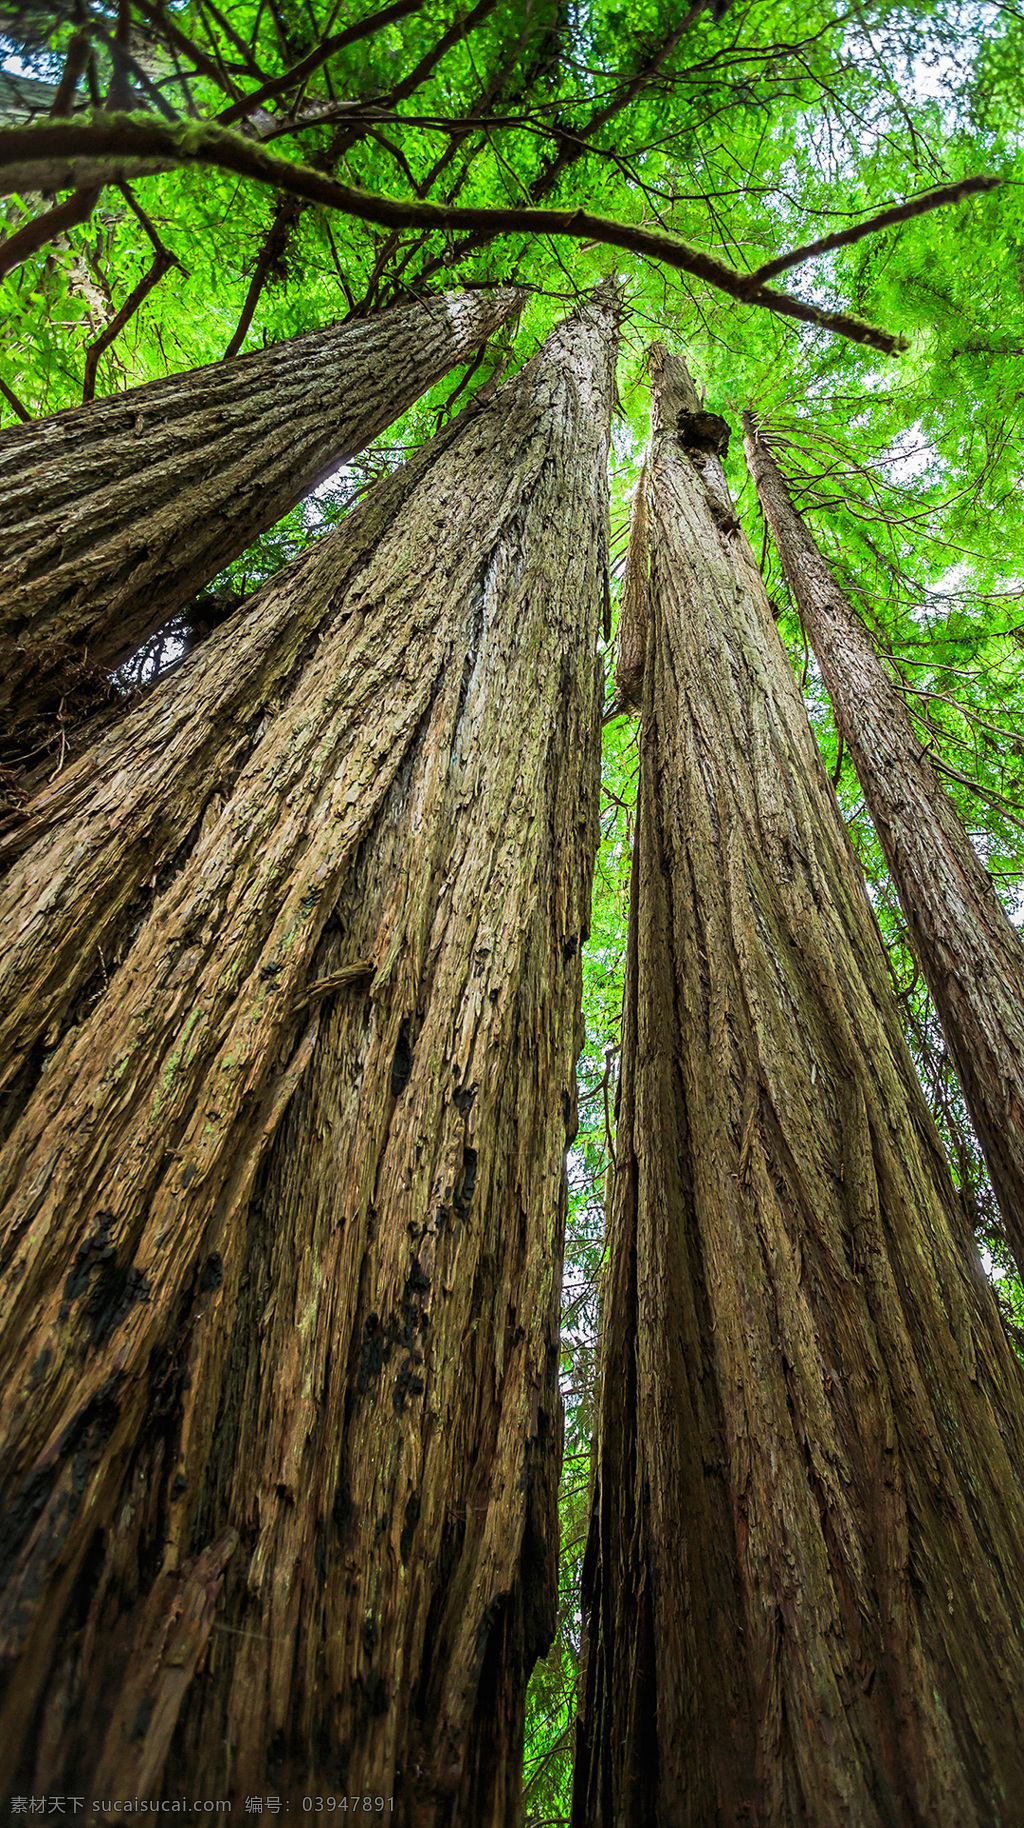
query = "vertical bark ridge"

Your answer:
(0, 286), (521, 706)
(744, 414), (1024, 1287)
(0, 288), (619, 1821)
(573, 345), (1024, 1828)
(0, 409), (481, 1134)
